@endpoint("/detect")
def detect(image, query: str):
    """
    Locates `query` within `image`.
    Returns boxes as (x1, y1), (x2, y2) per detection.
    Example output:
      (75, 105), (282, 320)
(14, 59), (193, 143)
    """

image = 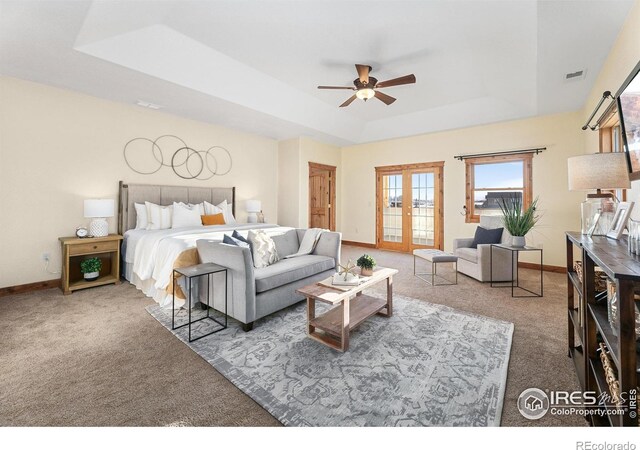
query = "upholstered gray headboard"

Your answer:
(118, 181), (235, 234)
